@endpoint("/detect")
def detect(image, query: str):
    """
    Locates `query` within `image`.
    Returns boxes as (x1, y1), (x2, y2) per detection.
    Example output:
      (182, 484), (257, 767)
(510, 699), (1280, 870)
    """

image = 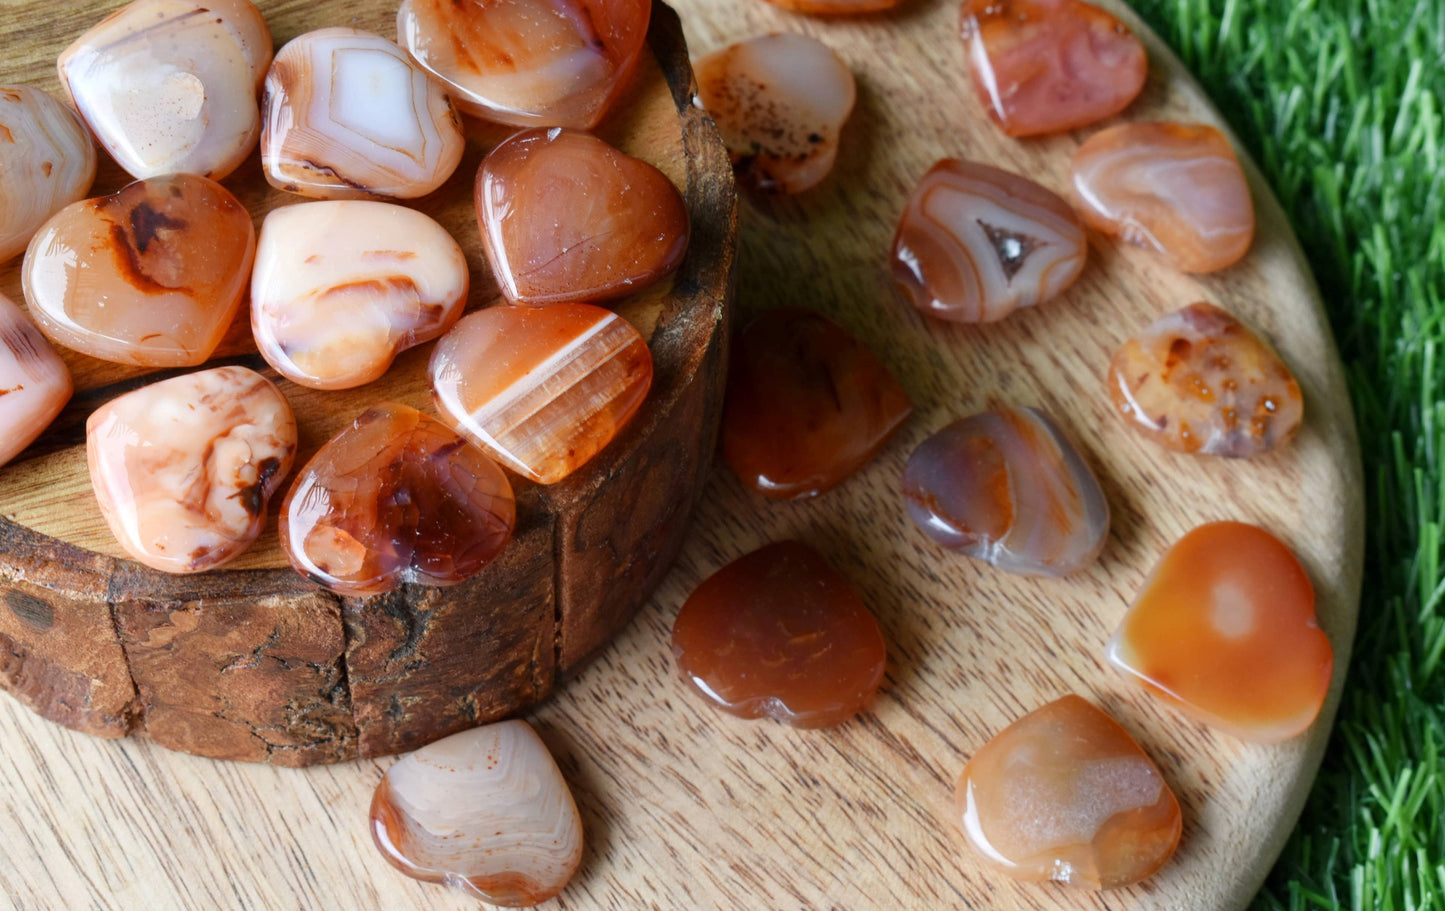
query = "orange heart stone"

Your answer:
(0, 291), (72, 469)
(957, 694), (1182, 889)
(1107, 522), (1333, 742)
(476, 128), (689, 305)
